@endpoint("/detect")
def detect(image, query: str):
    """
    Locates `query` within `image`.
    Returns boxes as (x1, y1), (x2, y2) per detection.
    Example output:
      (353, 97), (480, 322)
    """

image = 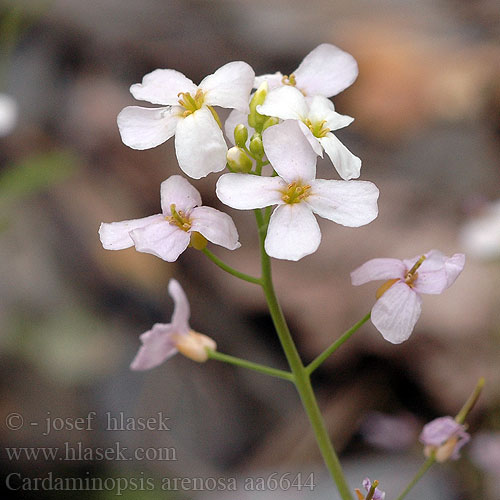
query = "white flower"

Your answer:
(131, 279), (216, 370)
(117, 62), (255, 179)
(254, 43), (358, 98)
(99, 175), (240, 262)
(0, 93), (18, 137)
(257, 86), (361, 180)
(216, 120), (378, 261)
